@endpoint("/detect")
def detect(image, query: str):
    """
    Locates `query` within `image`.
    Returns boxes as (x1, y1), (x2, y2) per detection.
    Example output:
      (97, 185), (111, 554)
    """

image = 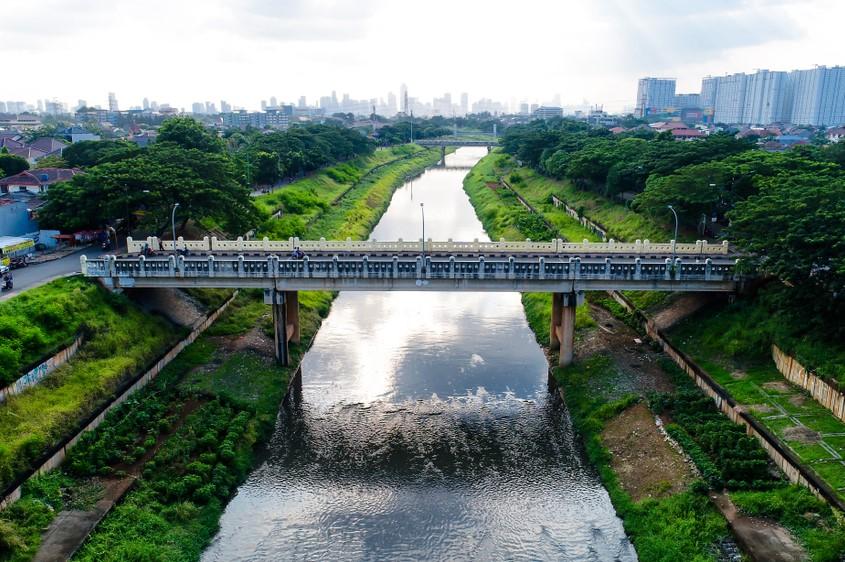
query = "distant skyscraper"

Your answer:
(142, 97), (150, 110)
(261, 100), (267, 110)
(387, 92), (397, 115)
(192, 102), (205, 114)
(270, 96), (278, 108)
(460, 92), (469, 116)
(674, 93), (701, 108)
(635, 78), (676, 117)
(790, 66), (845, 126)
(741, 70), (790, 125)
(0, 102), (6, 113)
(399, 83), (408, 113)
(712, 73), (747, 124)
(220, 100), (231, 113)
(108, 92), (119, 111)
(298, 96), (306, 108)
